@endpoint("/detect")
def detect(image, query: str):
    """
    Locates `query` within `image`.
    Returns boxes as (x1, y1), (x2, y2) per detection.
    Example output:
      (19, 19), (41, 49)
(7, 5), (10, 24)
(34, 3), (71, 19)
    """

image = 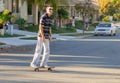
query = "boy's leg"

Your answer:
(40, 39), (50, 67)
(30, 37), (43, 68)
